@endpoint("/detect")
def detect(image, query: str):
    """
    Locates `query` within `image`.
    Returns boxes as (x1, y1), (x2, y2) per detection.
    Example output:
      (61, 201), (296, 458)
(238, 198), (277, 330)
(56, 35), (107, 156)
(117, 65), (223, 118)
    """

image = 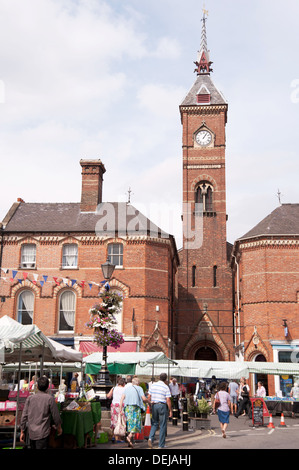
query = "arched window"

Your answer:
(192, 265), (196, 287)
(59, 291), (76, 332)
(195, 182), (213, 213)
(17, 290), (34, 325)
